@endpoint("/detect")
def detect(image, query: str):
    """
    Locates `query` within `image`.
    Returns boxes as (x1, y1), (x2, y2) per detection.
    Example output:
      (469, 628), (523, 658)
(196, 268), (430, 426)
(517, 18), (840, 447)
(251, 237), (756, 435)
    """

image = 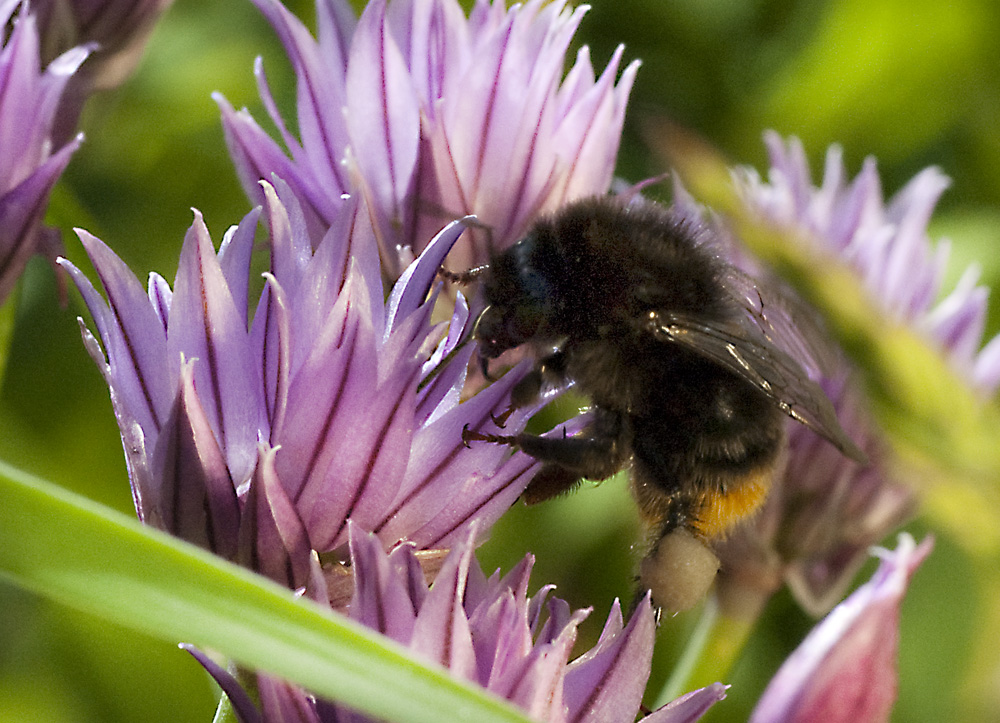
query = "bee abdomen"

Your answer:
(689, 466), (774, 538)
